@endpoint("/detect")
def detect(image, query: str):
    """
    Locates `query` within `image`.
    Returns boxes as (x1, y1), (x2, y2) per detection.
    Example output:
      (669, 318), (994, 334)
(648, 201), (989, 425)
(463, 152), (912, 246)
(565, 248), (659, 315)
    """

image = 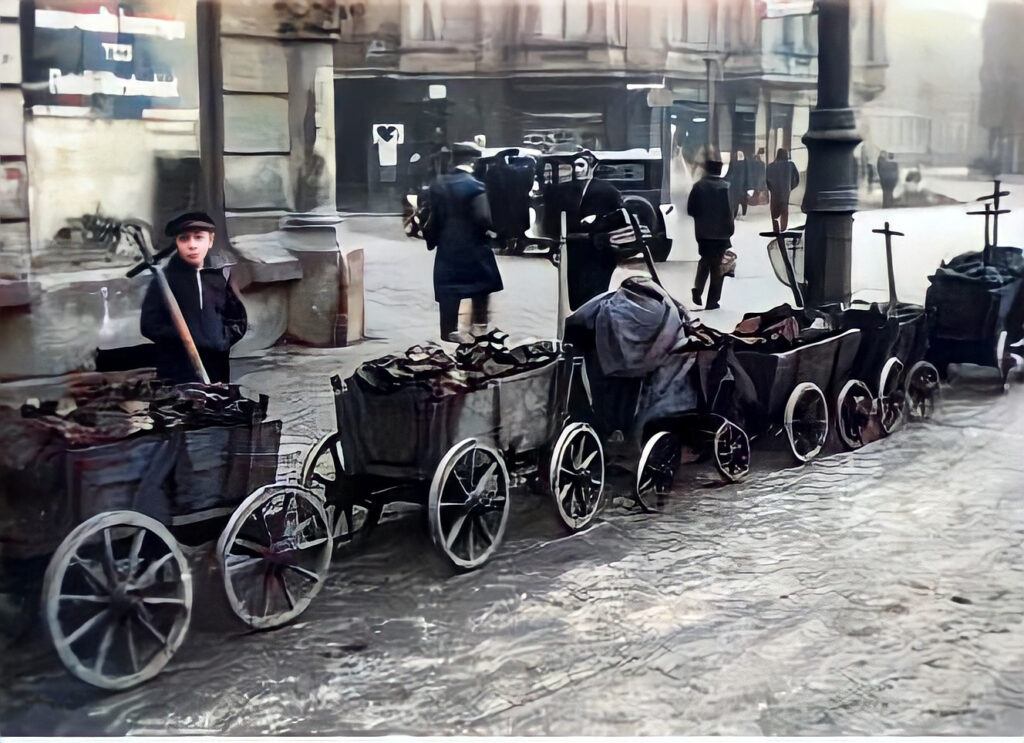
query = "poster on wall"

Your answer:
(372, 123), (405, 167)
(25, 1), (194, 118)
(224, 155), (293, 210)
(221, 38), (288, 93)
